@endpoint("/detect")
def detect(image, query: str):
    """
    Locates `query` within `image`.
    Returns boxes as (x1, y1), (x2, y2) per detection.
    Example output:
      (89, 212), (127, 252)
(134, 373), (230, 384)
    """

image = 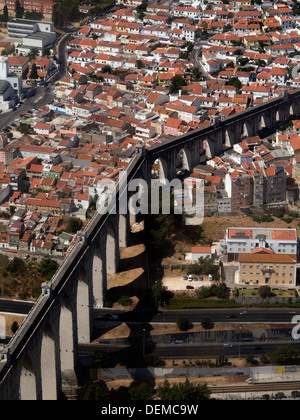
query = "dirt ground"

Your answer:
(162, 271), (213, 291)
(200, 214), (300, 244)
(105, 374), (251, 390)
(0, 313), (26, 336)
